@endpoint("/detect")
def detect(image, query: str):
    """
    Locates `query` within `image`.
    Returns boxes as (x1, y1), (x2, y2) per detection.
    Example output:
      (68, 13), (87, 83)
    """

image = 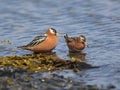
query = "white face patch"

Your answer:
(80, 36), (85, 41)
(50, 28), (55, 34)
